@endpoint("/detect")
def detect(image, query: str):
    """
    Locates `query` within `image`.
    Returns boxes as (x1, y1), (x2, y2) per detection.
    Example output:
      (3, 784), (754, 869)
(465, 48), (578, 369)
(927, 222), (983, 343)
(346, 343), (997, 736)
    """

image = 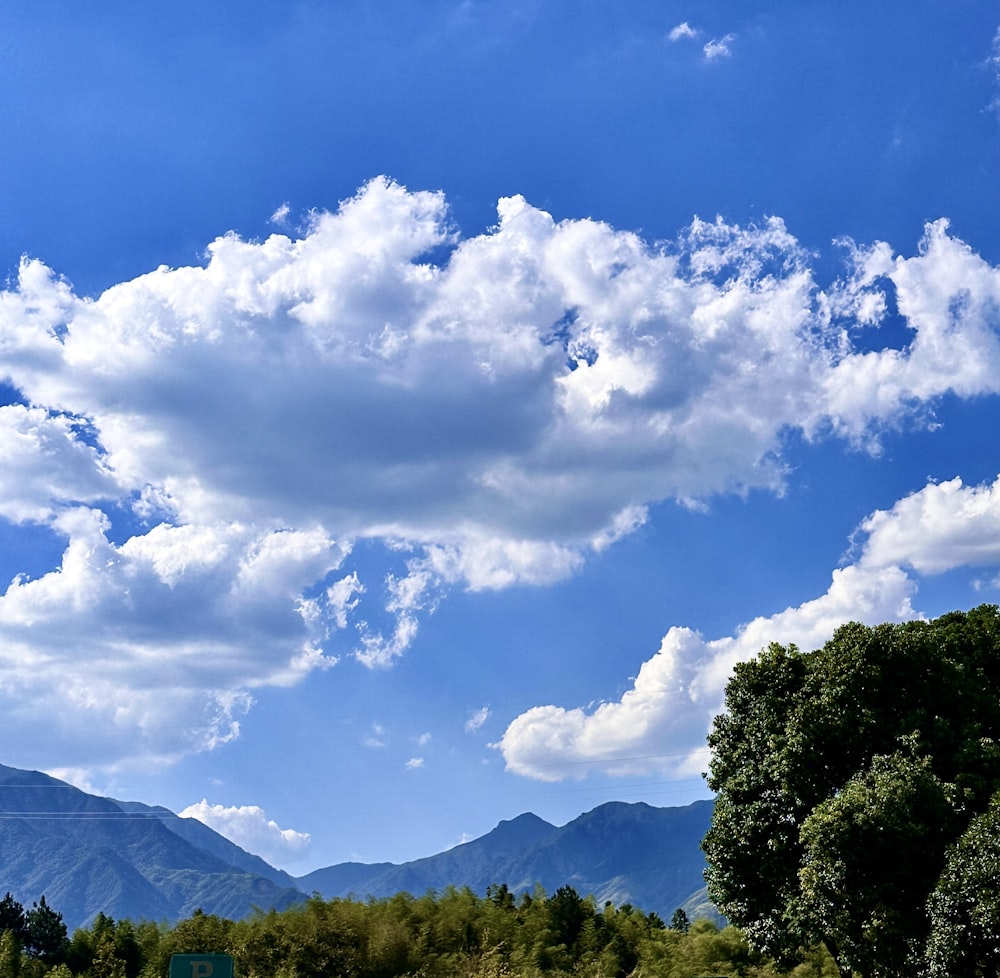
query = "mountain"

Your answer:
(0, 761), (716, 930)
(0, 764), (302, 930)
(296, 800), (715, 921)
(117, 800), (299, 889)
